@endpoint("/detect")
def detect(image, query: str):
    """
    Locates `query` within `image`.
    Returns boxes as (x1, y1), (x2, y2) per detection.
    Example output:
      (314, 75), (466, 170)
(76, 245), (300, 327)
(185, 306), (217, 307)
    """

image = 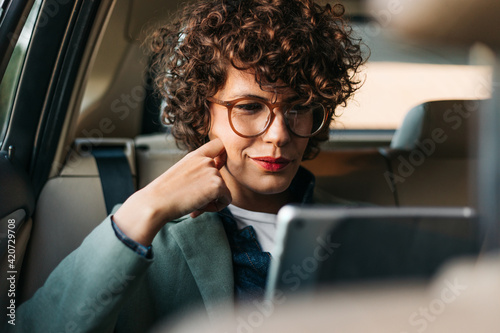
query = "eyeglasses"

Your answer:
(207, 97), (328, 138)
